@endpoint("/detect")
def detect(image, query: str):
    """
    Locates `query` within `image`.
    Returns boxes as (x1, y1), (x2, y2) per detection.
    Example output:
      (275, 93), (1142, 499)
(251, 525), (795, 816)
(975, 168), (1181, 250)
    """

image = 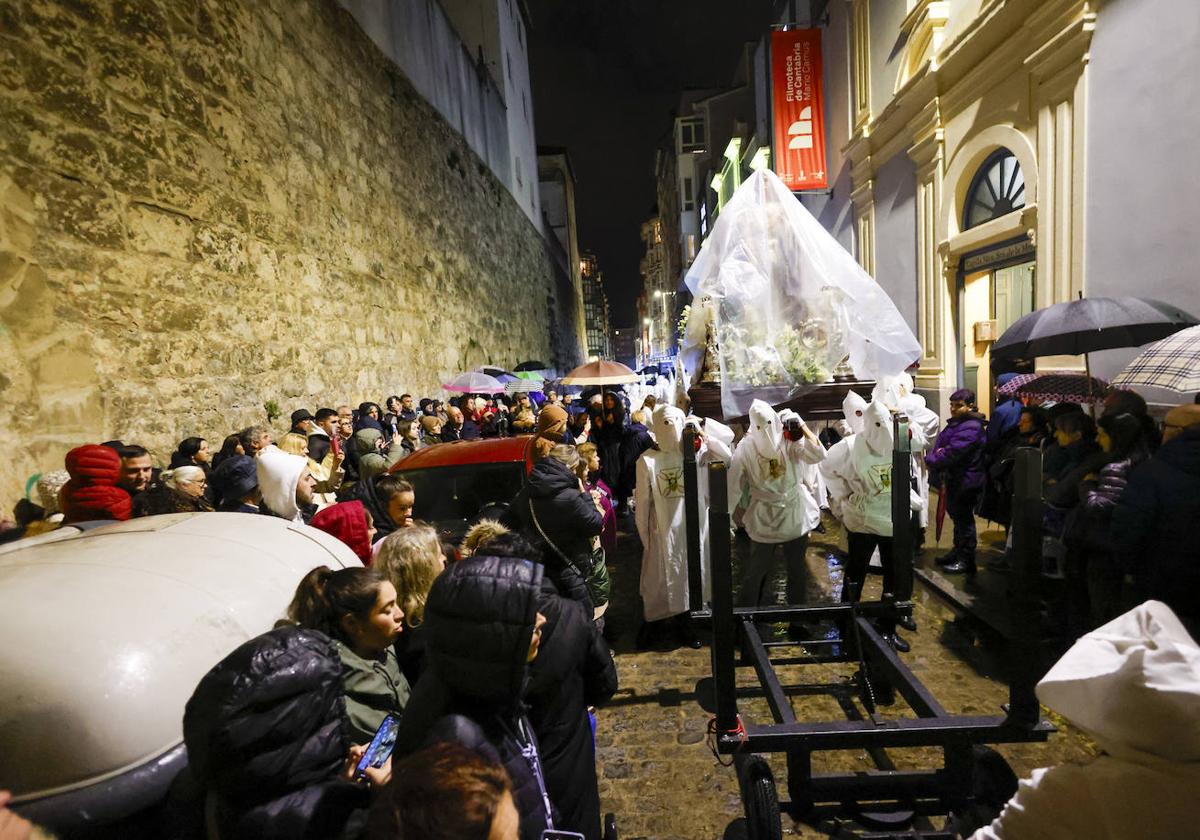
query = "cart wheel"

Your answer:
(739, 755), (782, 840)
(603, 812), (618, 840)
